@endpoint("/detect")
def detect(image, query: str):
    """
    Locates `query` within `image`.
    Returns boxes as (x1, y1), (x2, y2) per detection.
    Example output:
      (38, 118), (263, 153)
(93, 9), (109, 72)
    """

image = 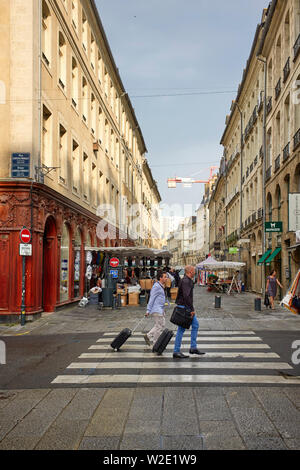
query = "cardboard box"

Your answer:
(139, 279), (147, 290)
(145, 279), (152, 290)
(120, 295), (127, 306)
(128, 292), (139, 306)
(170, 287), (178, 300)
